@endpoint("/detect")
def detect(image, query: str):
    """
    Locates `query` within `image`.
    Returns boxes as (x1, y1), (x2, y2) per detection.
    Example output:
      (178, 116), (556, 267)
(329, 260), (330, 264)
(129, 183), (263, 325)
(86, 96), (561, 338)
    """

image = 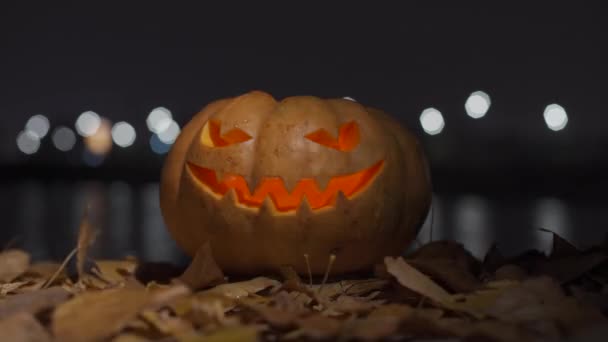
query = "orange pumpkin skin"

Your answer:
(160, 91), (431, 275)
